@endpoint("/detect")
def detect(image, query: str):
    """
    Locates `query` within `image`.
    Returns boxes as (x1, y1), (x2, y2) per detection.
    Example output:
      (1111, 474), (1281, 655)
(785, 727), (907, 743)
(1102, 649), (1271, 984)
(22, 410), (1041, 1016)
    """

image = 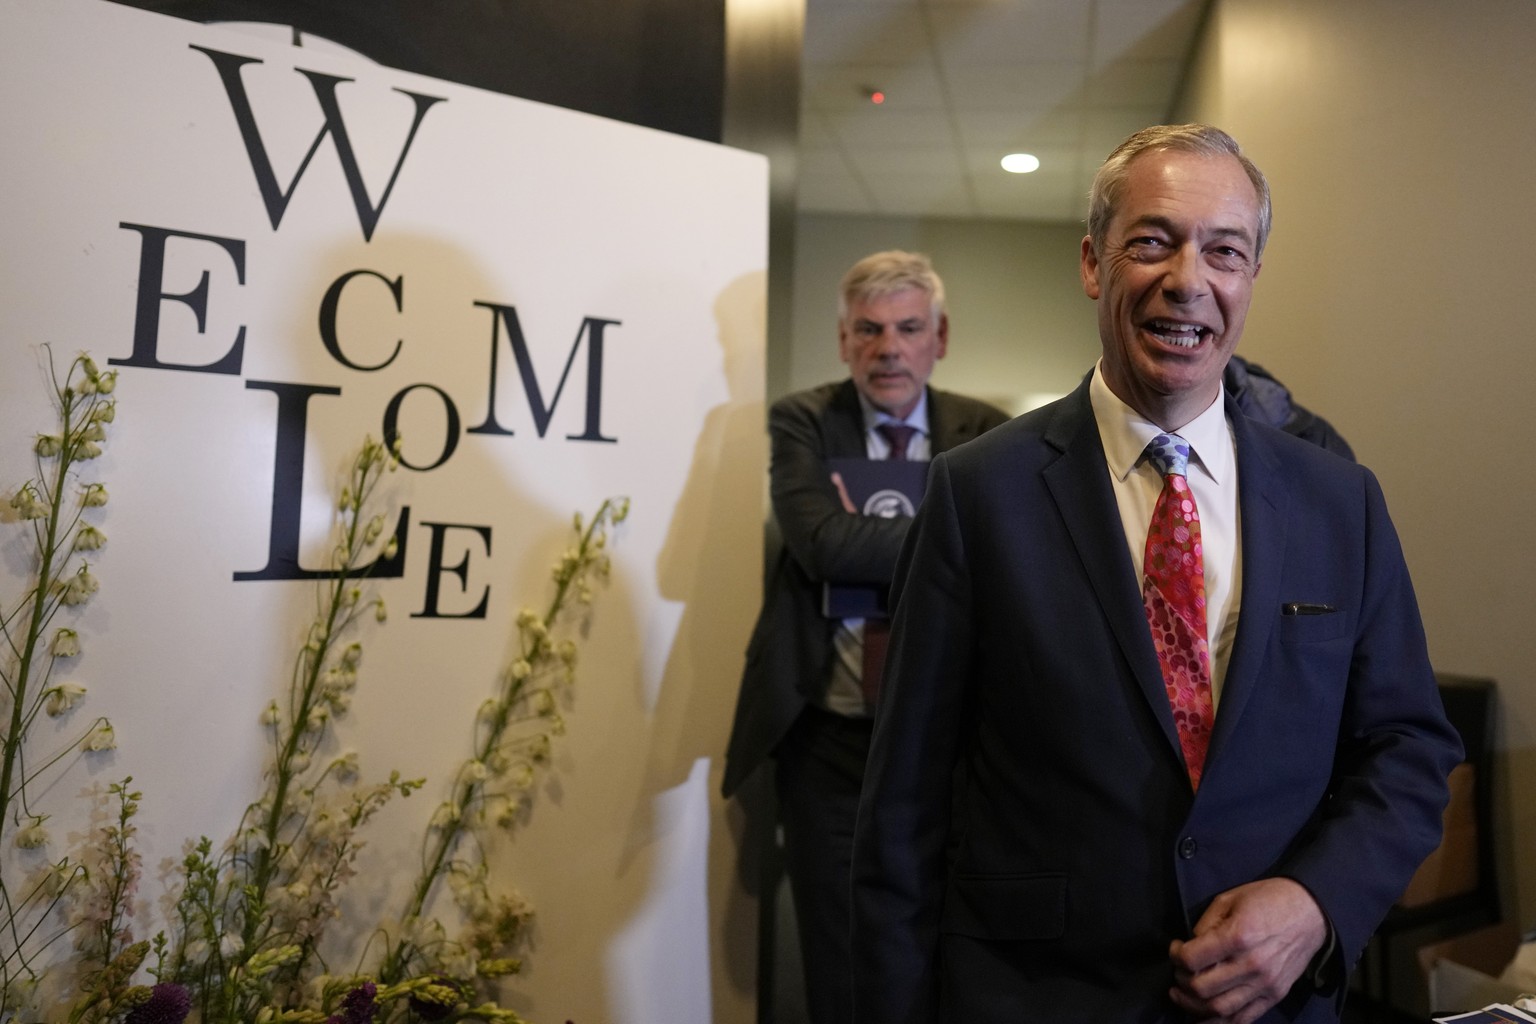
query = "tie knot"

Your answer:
(877, 423), (918, 461)
(1145, 433), (1192, 479)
